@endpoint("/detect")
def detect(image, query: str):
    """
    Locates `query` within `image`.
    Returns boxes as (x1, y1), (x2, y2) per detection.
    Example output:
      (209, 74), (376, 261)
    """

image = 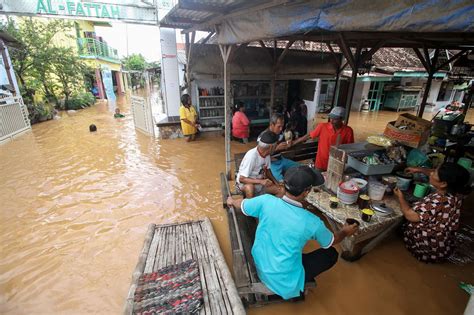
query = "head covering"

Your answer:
(259, 130), (278, 144)
(328, 106), (345, 119)
(284, 165), (325, 196)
